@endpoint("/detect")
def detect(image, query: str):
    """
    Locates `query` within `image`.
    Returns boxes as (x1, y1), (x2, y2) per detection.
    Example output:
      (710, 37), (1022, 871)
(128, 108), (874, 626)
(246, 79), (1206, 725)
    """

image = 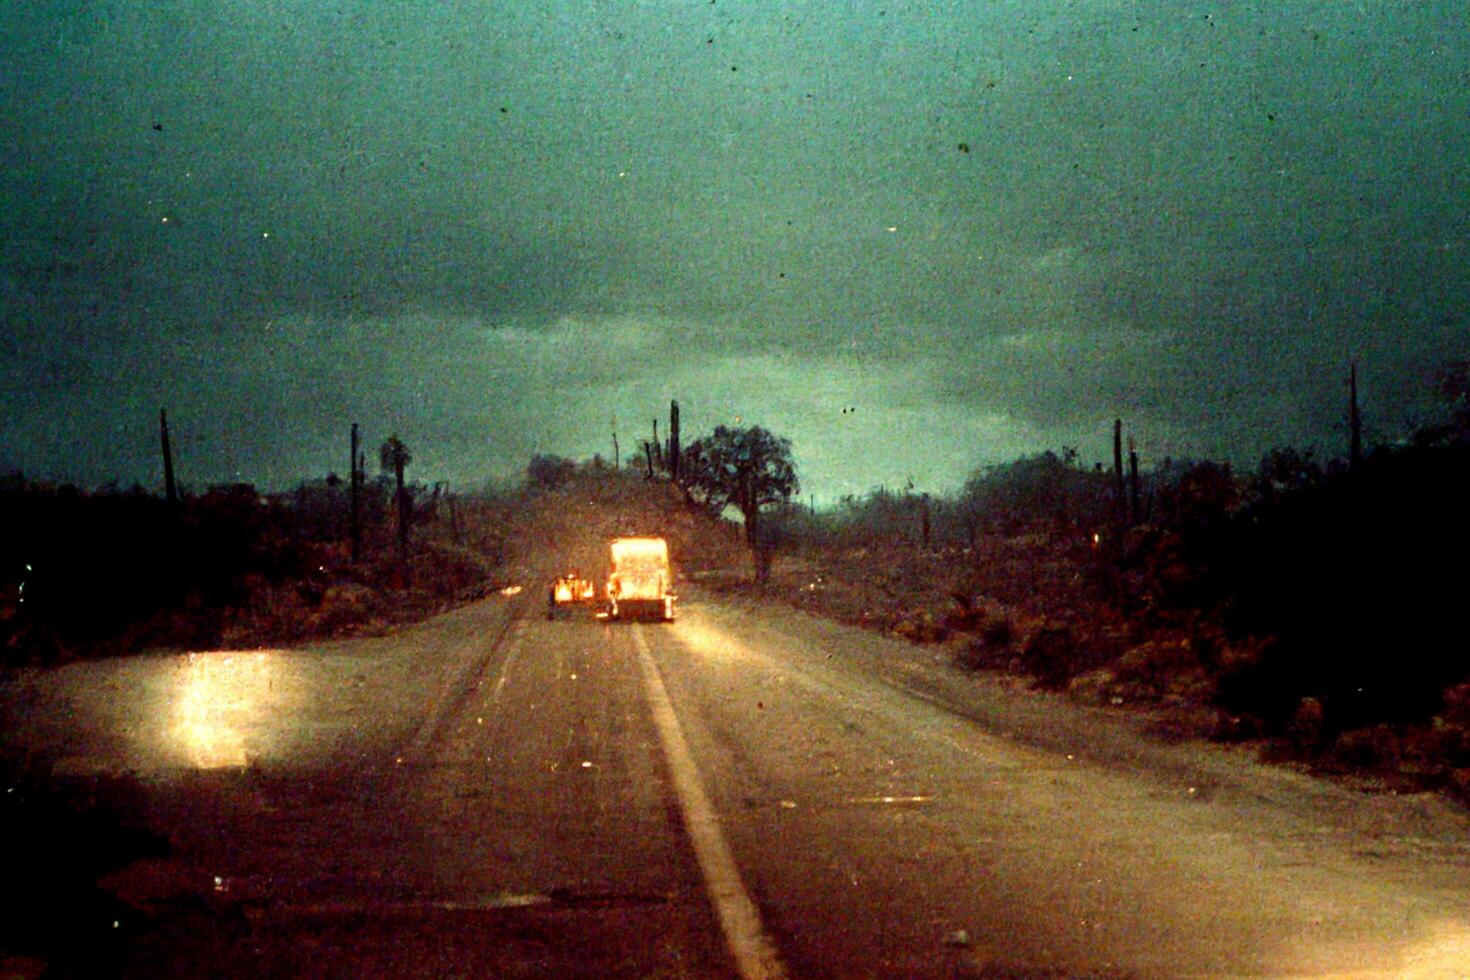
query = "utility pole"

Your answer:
(159, 408), (179, 508)
(611, 415), (620, 469)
